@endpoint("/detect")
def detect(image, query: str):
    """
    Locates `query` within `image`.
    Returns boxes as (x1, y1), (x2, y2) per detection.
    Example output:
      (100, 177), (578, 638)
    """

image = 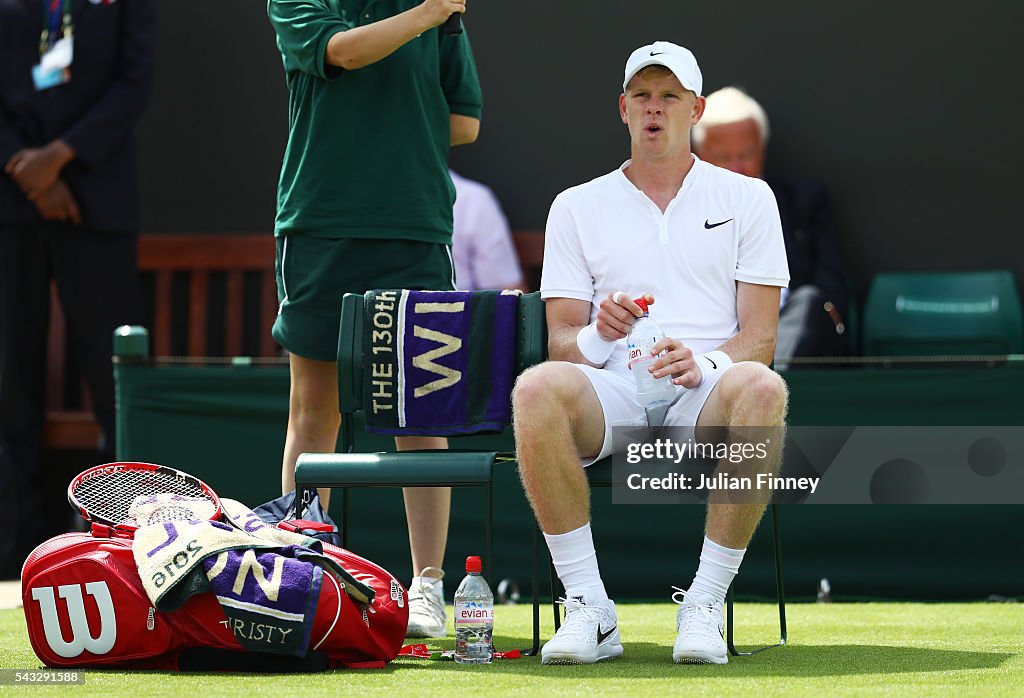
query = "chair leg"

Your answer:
(550, 558), (561, 631)
(526, 523), (541, 656)
(726, 502), (787, 656)
(341, 487), (350, 550)
(527, 522), (562, 654)
(485, 483), (493, 586)
(772, 503), (788, 644)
